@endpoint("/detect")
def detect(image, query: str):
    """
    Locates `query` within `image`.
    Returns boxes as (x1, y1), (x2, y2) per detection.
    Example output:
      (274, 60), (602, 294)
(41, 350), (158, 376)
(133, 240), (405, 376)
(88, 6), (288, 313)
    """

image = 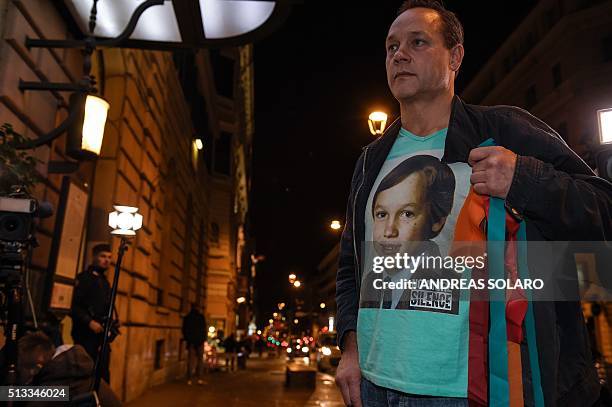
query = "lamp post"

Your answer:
(330, 220), (342, 231)
(368, 111), (388, 136)
(91, 205), (142, 394)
